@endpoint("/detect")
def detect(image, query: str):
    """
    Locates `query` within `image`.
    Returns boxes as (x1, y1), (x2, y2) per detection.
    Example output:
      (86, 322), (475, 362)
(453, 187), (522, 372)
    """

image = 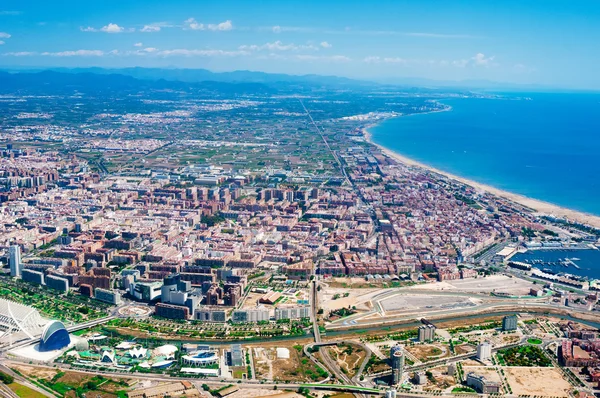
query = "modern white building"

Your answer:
(231, 306), (269, 323)
(275, 306), (311, 320)
(9, 245), (22, 277)
(182, 350), (219, 366)
(476, 341), (492, 361)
